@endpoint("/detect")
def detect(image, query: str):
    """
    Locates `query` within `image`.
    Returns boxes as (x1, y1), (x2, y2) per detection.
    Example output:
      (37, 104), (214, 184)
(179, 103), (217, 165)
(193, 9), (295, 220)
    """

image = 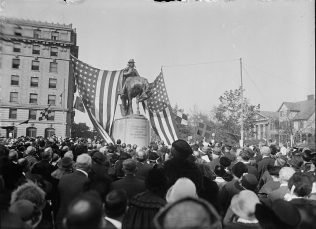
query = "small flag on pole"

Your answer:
(18, 120), (29, 125)
(39, 105), (52, 121)
(196, 122), (212, 140)
(175, 111), (188, 125)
